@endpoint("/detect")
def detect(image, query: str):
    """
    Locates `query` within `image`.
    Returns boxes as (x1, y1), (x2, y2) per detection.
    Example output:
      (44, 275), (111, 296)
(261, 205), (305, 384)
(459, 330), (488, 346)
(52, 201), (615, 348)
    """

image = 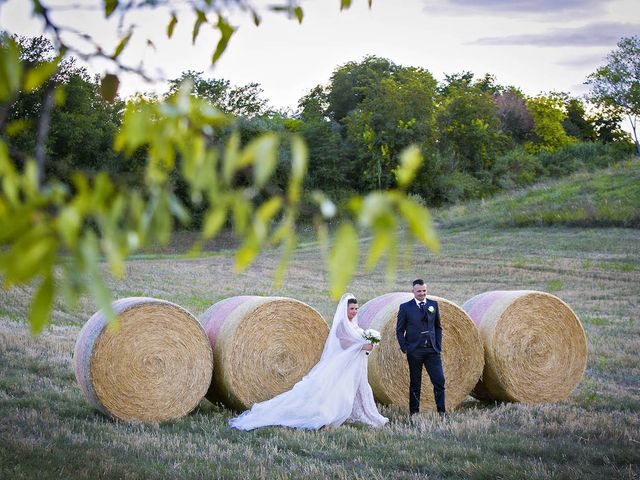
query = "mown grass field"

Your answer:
(1, 165), (639, 479)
